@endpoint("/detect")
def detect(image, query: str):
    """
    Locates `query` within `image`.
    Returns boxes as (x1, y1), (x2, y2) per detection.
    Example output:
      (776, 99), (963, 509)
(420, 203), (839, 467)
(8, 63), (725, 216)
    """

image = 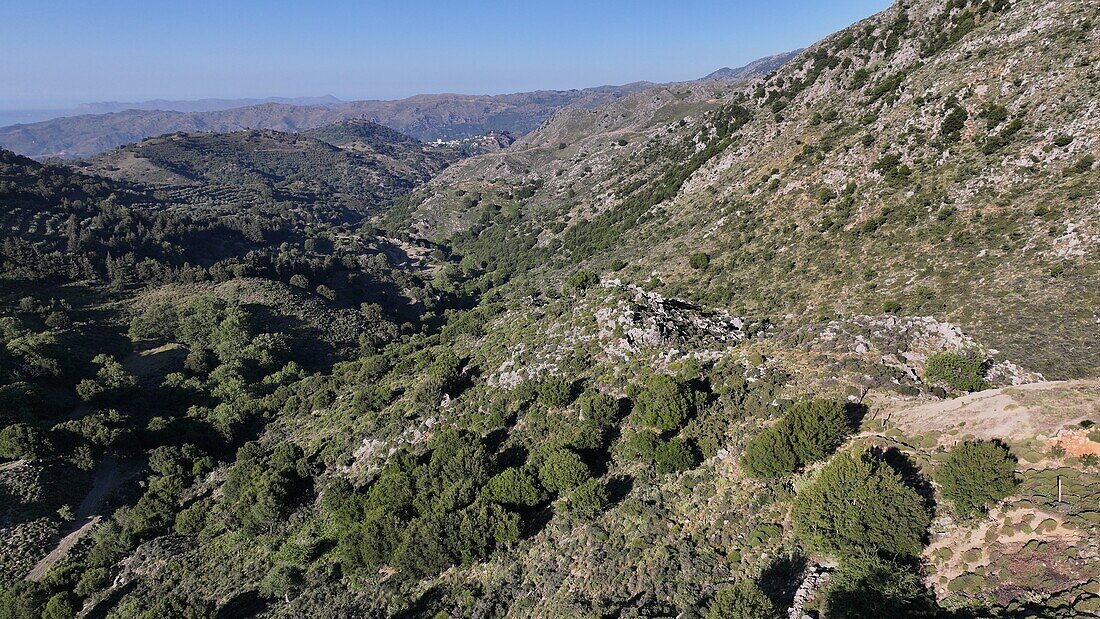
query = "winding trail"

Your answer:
(25, 456), (138, 581)
(24, 345), (180, 581)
